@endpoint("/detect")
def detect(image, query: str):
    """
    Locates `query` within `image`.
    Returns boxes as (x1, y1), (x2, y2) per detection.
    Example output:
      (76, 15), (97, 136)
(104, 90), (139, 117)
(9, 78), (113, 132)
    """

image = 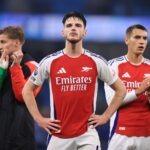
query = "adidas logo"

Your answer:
(57, 67), (66, 74)
(81, 67), (92, 72)
(122, 72), (131, 78)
